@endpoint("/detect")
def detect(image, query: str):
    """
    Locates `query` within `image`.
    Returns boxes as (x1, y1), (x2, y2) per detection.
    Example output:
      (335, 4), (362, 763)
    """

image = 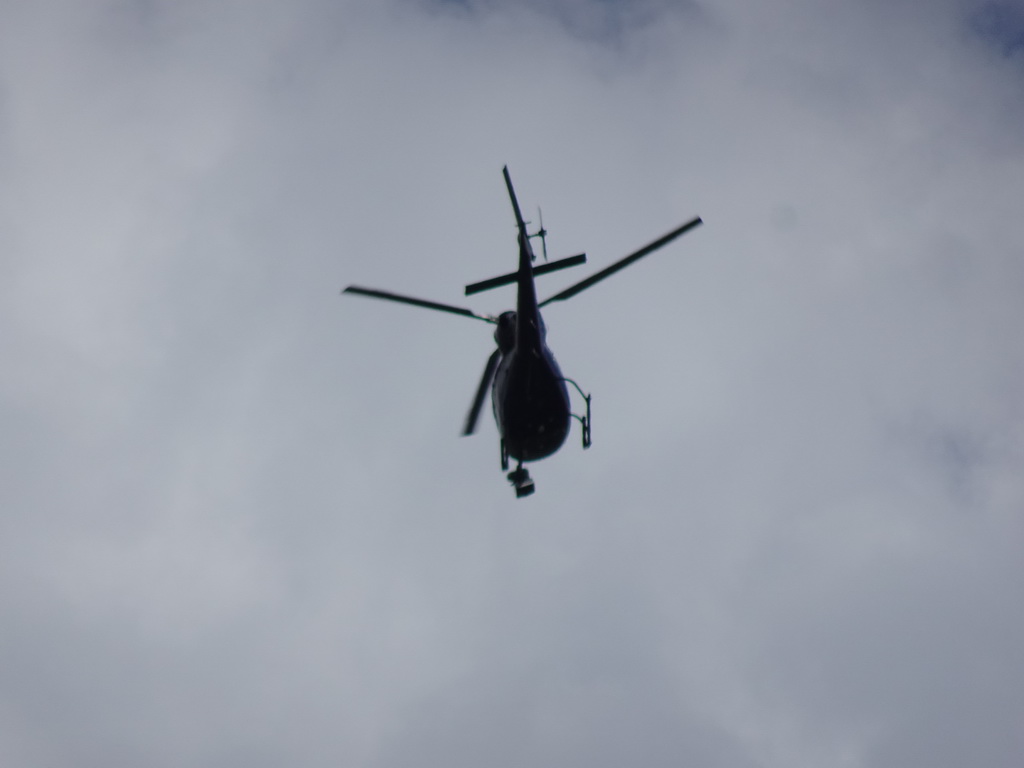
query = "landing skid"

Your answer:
(564, 377), (592, 449)
(507, 463), (535, 498)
